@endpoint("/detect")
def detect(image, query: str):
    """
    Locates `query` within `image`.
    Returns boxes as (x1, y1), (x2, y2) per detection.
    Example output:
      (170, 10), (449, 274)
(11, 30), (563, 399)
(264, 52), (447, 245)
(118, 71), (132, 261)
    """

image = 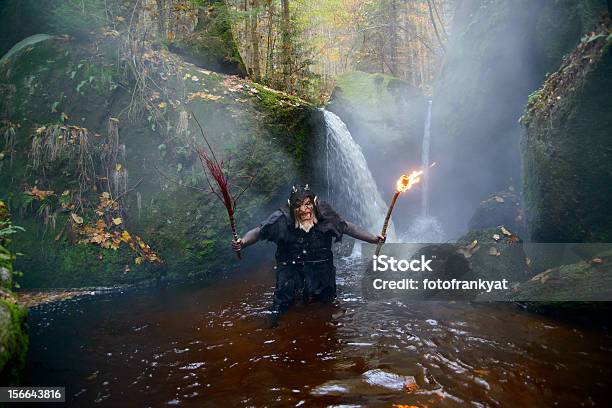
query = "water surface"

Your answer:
(25, 258), (612, 407)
